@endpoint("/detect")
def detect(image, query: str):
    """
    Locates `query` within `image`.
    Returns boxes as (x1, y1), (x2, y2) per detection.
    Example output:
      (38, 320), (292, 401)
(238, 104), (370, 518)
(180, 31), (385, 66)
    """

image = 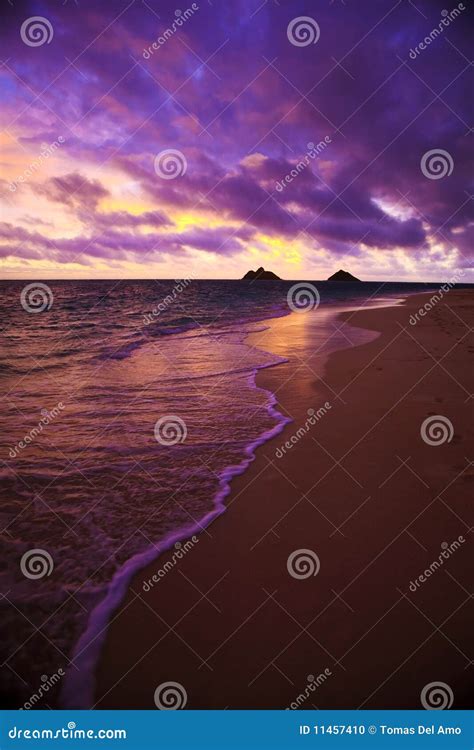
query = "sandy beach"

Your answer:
(94, 290), (473, 710)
